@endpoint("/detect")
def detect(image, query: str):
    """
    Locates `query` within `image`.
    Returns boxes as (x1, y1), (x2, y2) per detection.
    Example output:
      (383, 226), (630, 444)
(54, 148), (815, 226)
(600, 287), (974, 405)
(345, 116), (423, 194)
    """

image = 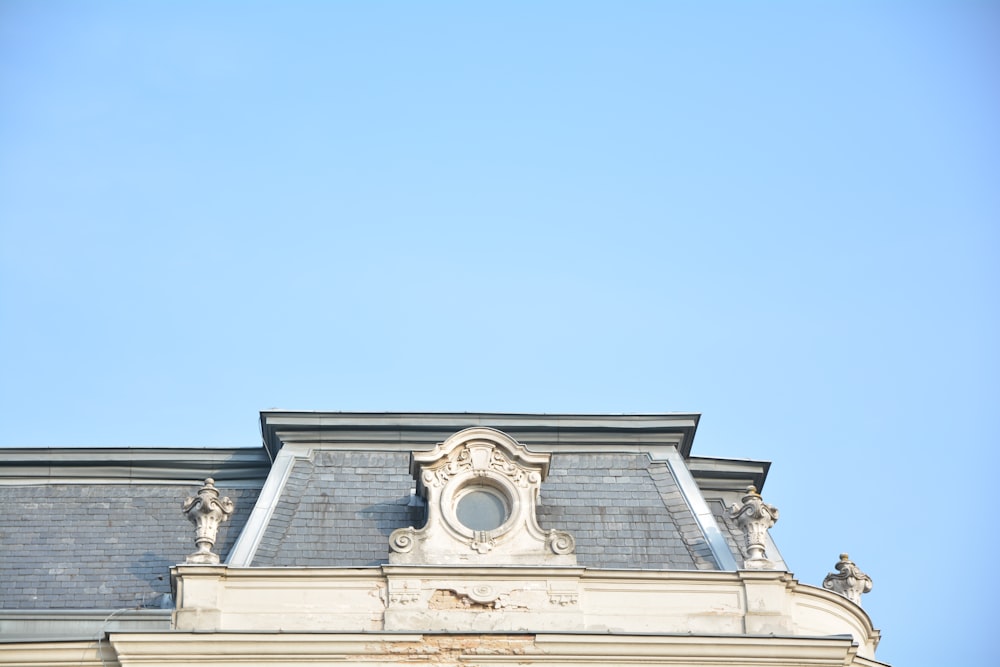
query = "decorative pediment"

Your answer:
(389, 427), (575, 565)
